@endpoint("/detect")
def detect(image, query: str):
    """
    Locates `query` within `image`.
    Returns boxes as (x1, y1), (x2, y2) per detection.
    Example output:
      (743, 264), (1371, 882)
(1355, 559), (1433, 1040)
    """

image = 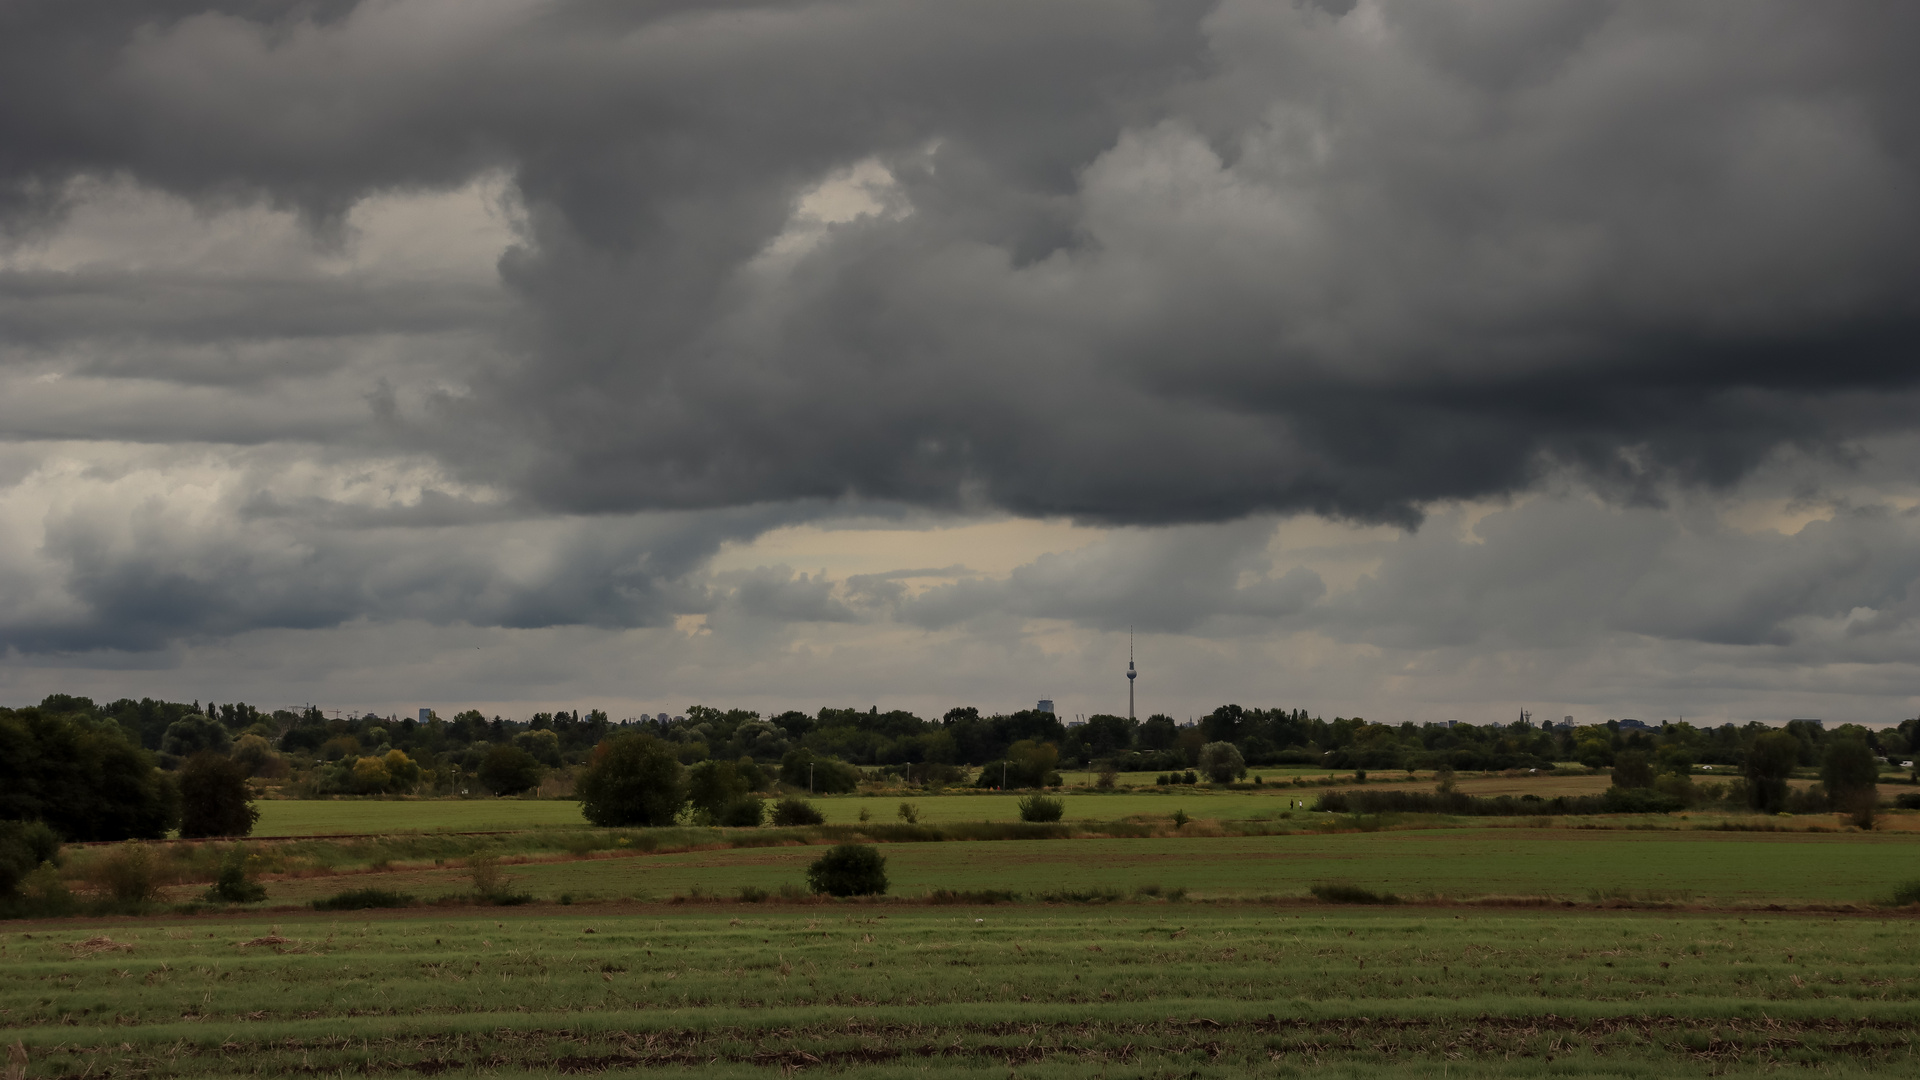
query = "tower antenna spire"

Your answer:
(1126, 626), (1137, 721)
